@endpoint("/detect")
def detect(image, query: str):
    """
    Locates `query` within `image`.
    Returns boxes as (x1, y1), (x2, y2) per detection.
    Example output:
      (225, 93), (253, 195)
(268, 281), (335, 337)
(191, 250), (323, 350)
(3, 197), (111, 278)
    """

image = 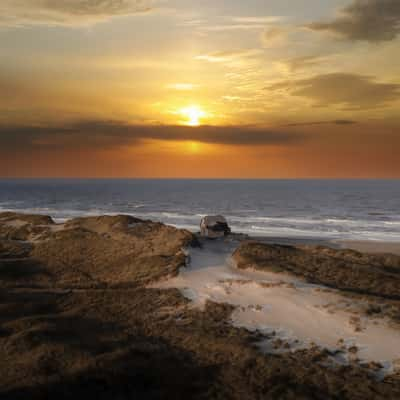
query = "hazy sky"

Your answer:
(1, 0), (399, 178)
